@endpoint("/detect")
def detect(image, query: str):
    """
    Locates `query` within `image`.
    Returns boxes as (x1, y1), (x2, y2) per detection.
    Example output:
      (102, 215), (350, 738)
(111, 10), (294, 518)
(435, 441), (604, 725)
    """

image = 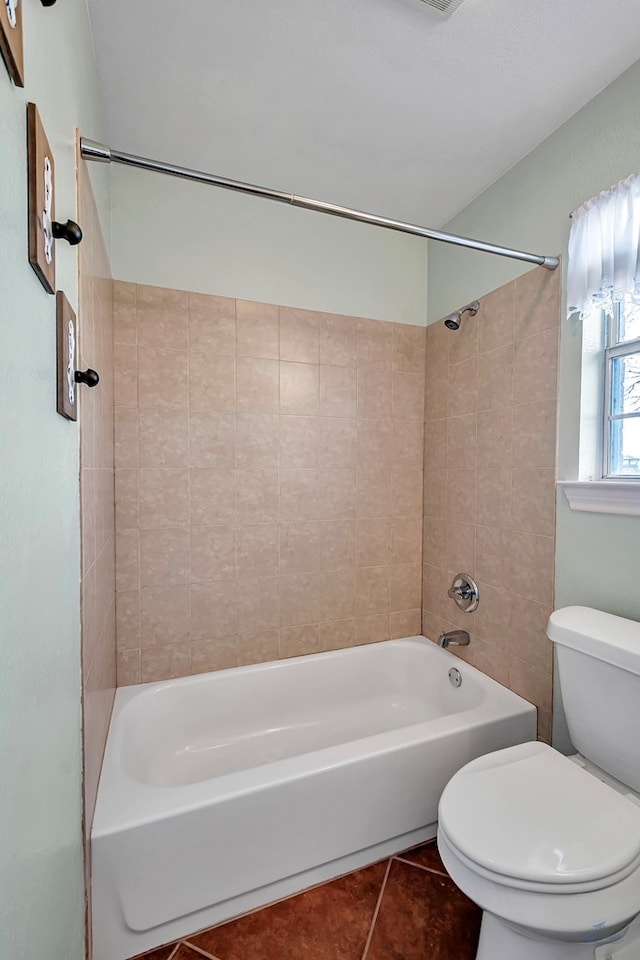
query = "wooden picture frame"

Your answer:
(0, 0), (24, 87)
(56, 291), (77, 421)
(27, 102), (56, 294)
